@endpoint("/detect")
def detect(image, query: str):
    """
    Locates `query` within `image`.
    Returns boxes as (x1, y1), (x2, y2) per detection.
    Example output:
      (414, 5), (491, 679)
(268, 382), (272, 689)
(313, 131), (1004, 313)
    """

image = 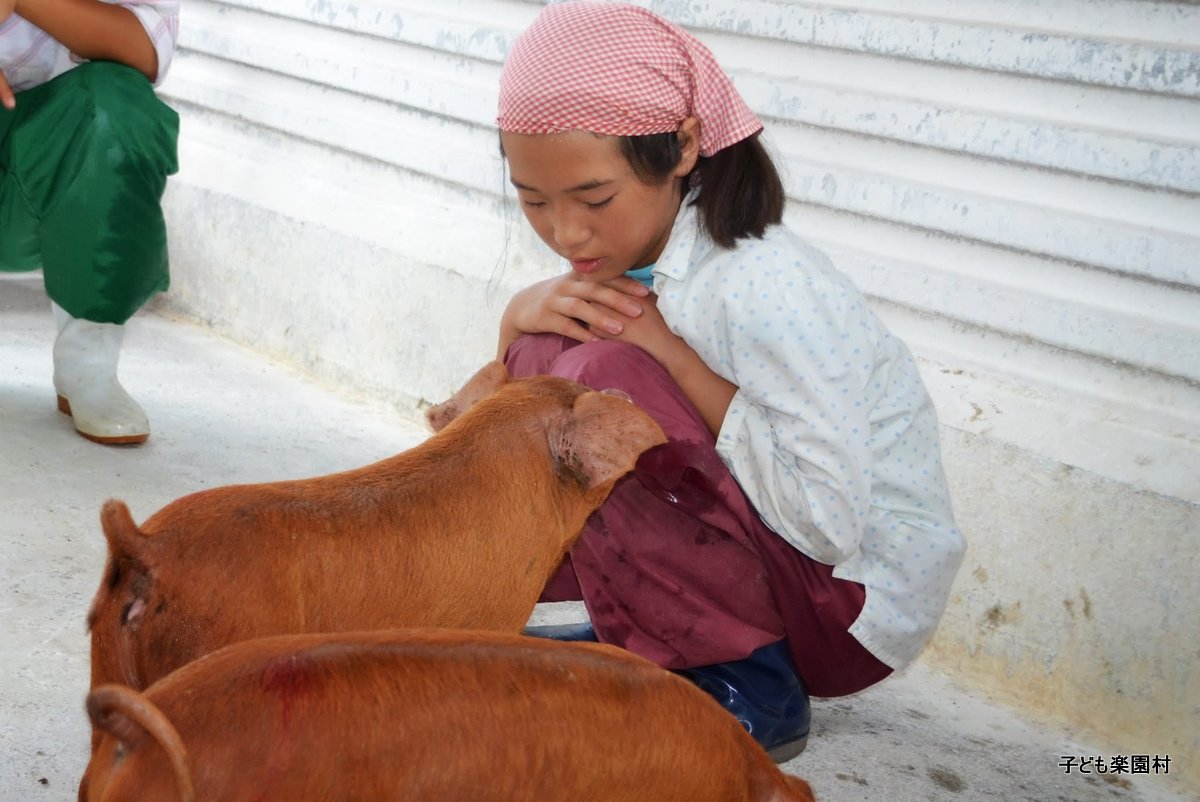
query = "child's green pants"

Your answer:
(0, 61), (179, 324)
